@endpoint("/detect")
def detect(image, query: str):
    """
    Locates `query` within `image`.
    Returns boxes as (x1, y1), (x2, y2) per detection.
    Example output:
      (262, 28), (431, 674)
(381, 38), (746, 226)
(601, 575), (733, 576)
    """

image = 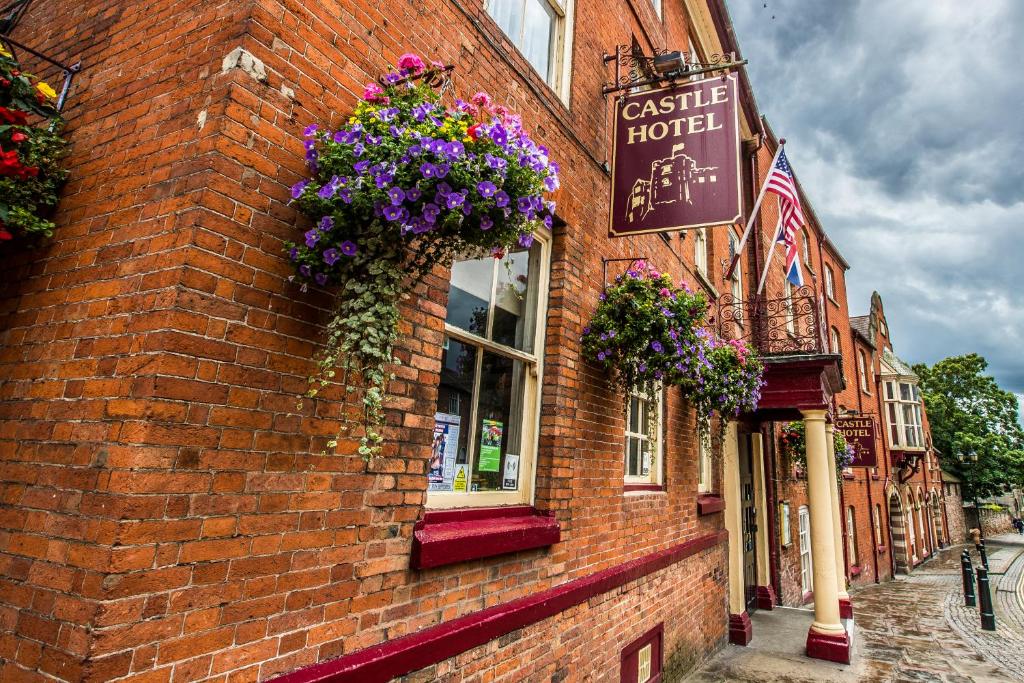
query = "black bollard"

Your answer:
(961, 551), (976, 607)
(976, 567), (996, 631)
(976, 541), (989, 571)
